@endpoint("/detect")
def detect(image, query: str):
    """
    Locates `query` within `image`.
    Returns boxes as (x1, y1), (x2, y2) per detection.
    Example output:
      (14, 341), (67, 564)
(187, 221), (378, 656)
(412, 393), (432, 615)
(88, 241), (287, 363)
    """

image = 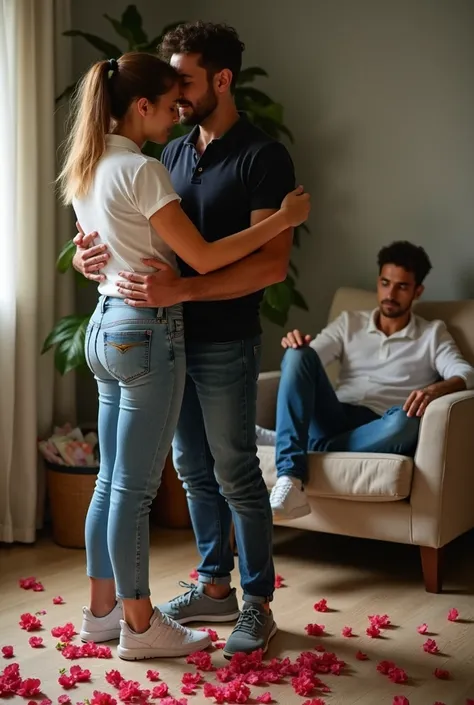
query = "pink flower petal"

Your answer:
(58, 697), (71, 705)
(447, 608), (459, 622)
(274, 574), (285, 589)
(434, 668), (450, 680)
(19, 613), (43, 632)
(53, 596), (65, 605)
(392, 698), (410, 705)
(256, 694), (273, 704)
(356, 651), (369, 660)
(417, 623), (428, 634)
(423, 639), (439, 654)
(302, 700), (326, 705)
(342, 626), (353, 637)
(90, 692), (117, 705)
(305, 623), (325, 636)
(313, 599), (328, 613)
(189, 569), (199, 580)
(366, 625), (381, 638)
(28, 637), (44, 648)
(369, 614), (391, 628)
(146, 669), (160, 682)
(1, 646), (14, 659)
